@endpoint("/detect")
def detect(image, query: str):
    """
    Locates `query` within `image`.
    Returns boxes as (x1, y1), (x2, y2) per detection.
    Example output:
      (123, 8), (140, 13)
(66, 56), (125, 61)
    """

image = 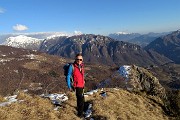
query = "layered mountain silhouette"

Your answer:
(145, 30), (180, 64)
(109, 32), (169, 47)
(109, 32), (141, 41)
(39, 34), (171, 66)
